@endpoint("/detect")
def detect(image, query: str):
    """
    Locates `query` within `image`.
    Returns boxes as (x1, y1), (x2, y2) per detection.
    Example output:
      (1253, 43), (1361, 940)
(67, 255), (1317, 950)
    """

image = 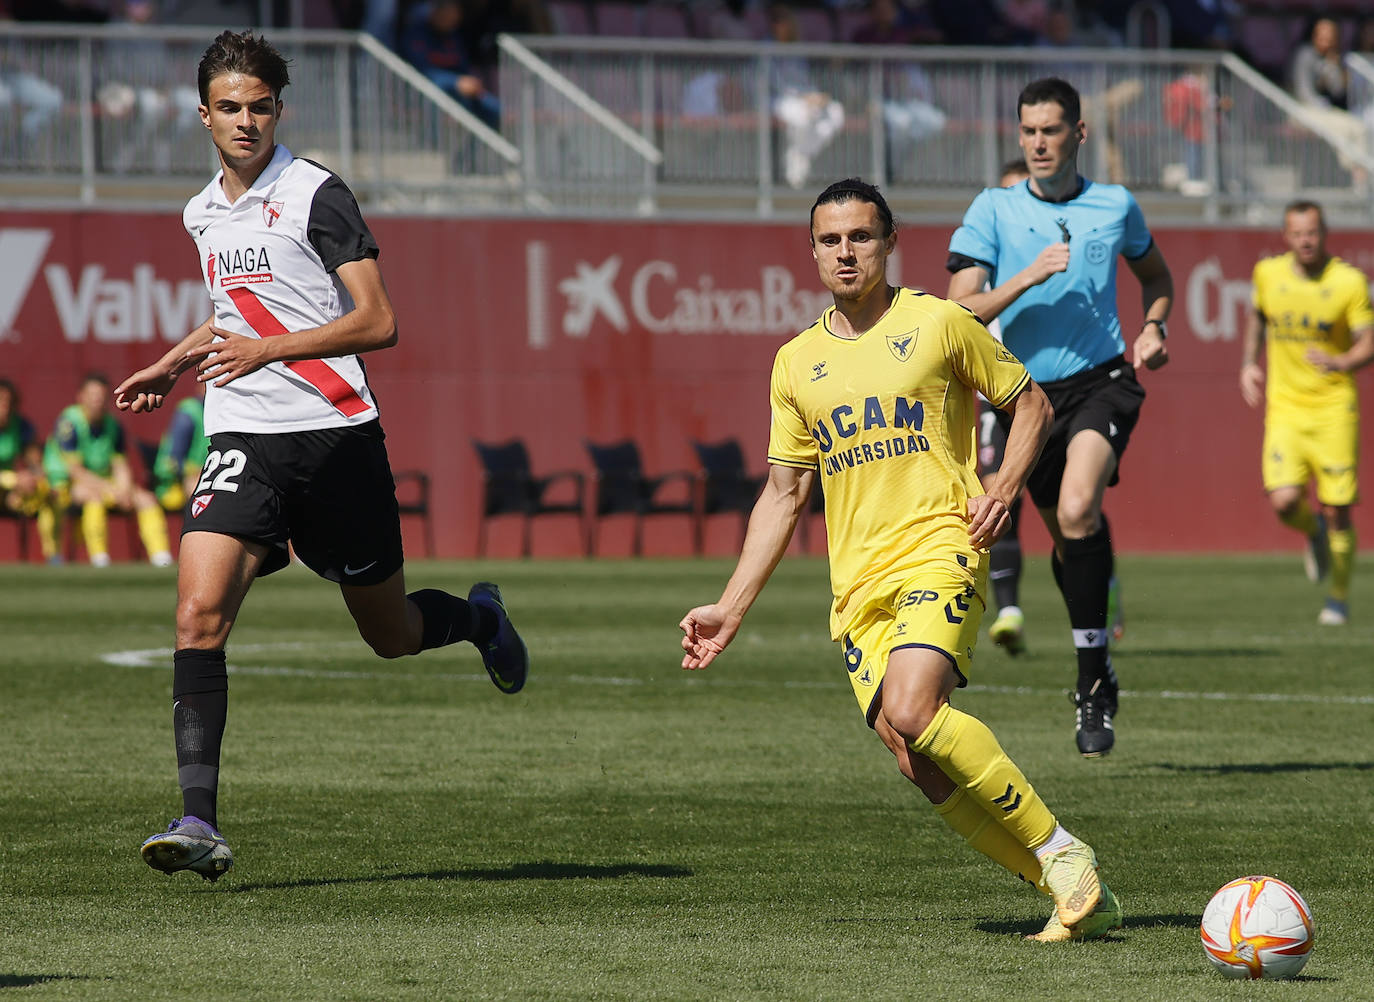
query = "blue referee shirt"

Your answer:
(947, 178), (1154, 383)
